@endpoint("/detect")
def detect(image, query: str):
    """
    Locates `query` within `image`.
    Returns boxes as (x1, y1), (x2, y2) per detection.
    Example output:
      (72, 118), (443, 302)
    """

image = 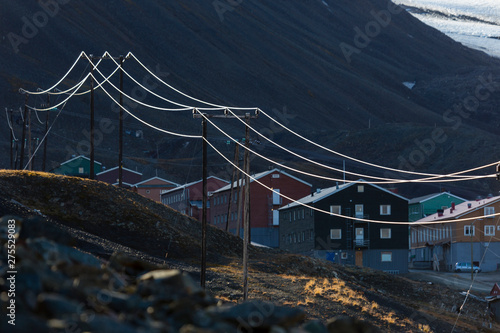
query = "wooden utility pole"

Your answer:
(19, 95), (28, 170)
(201, 118), (208, 288)
(7, 109), (14, 169)
(193, 109), (258, 291)
(42, 94), (50, 172)
(82, 53), (129, 180)
(118, 55), (124, 187)
(225, 142), (240, 232)
(89, 55), (95, 179)
(242, 113), (251, 300)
